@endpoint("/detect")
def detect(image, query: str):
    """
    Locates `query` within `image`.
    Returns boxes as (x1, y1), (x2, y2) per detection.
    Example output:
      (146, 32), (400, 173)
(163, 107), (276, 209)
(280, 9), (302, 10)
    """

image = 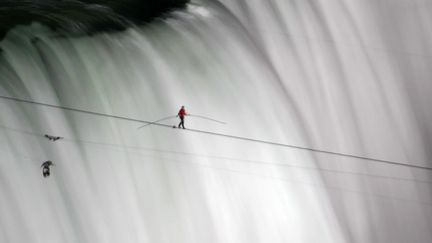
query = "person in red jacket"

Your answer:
(177, 105), (187, 129)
